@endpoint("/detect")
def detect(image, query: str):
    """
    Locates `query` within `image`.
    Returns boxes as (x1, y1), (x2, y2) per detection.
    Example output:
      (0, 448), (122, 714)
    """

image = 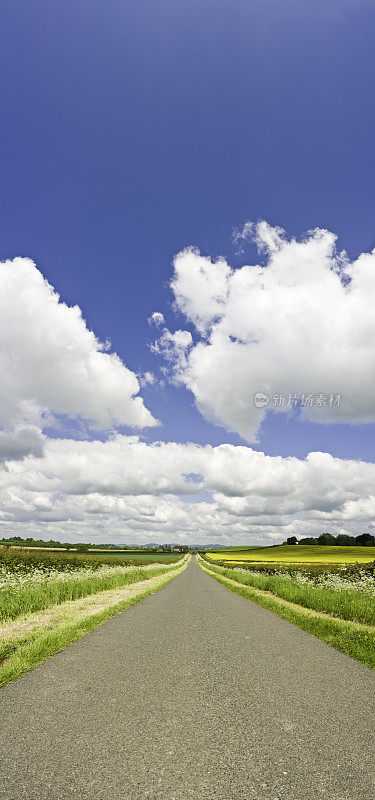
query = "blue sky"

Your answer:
(1, 1), (375, 543)
(1, 0), (375, 455)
